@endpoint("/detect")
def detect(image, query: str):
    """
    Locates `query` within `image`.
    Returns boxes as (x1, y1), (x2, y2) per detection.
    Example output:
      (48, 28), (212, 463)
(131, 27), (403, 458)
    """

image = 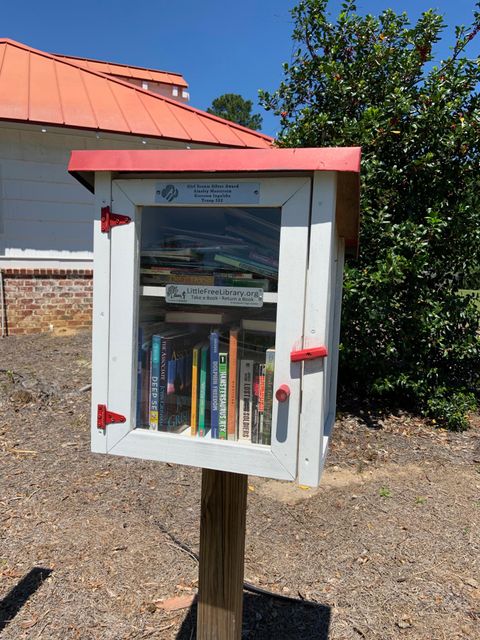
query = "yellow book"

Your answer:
(190, 342), (202, 435)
